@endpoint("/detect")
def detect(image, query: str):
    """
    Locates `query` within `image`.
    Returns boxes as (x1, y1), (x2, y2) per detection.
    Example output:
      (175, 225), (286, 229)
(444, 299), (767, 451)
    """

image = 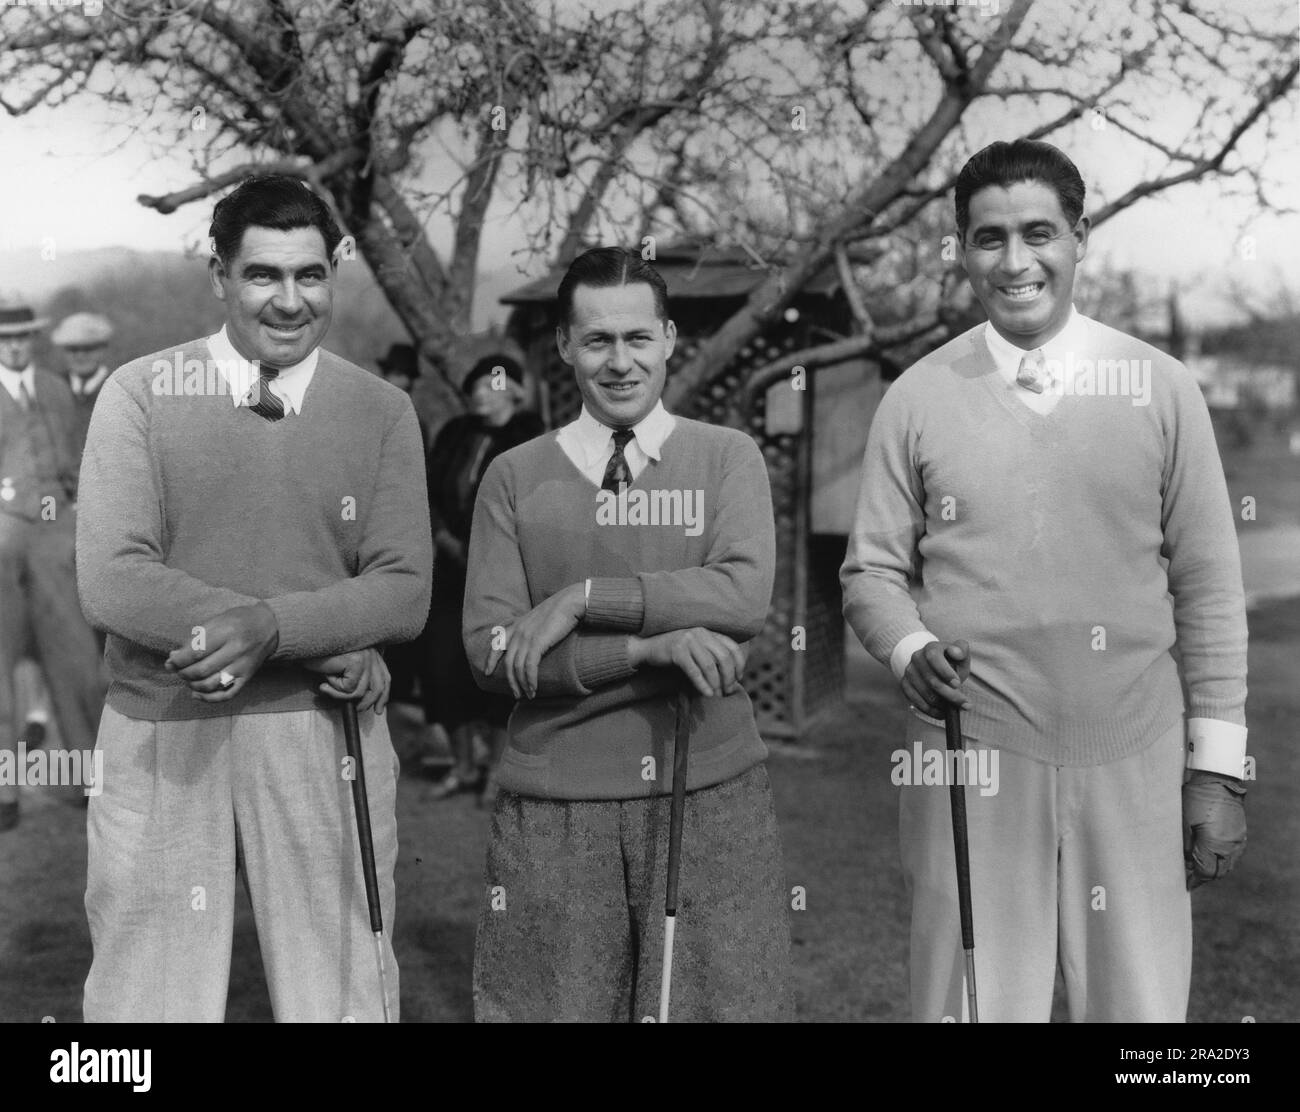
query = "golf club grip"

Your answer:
(664, 692), (691, 917)
(944, 704), (976, 953)
(341, 700), (384, 936)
